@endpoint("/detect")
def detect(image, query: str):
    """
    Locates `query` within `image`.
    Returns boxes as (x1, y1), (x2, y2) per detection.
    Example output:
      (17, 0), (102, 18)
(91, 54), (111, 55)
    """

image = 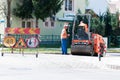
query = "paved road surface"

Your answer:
(0, 53), (120, 80)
